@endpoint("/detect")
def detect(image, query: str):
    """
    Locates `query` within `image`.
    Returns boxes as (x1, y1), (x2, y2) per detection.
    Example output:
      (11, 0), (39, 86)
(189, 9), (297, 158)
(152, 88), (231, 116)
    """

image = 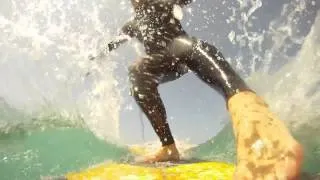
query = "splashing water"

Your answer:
(0, 0), (137, 141)
(0, 0), (319, 178)
(223, 0), (319, 127)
